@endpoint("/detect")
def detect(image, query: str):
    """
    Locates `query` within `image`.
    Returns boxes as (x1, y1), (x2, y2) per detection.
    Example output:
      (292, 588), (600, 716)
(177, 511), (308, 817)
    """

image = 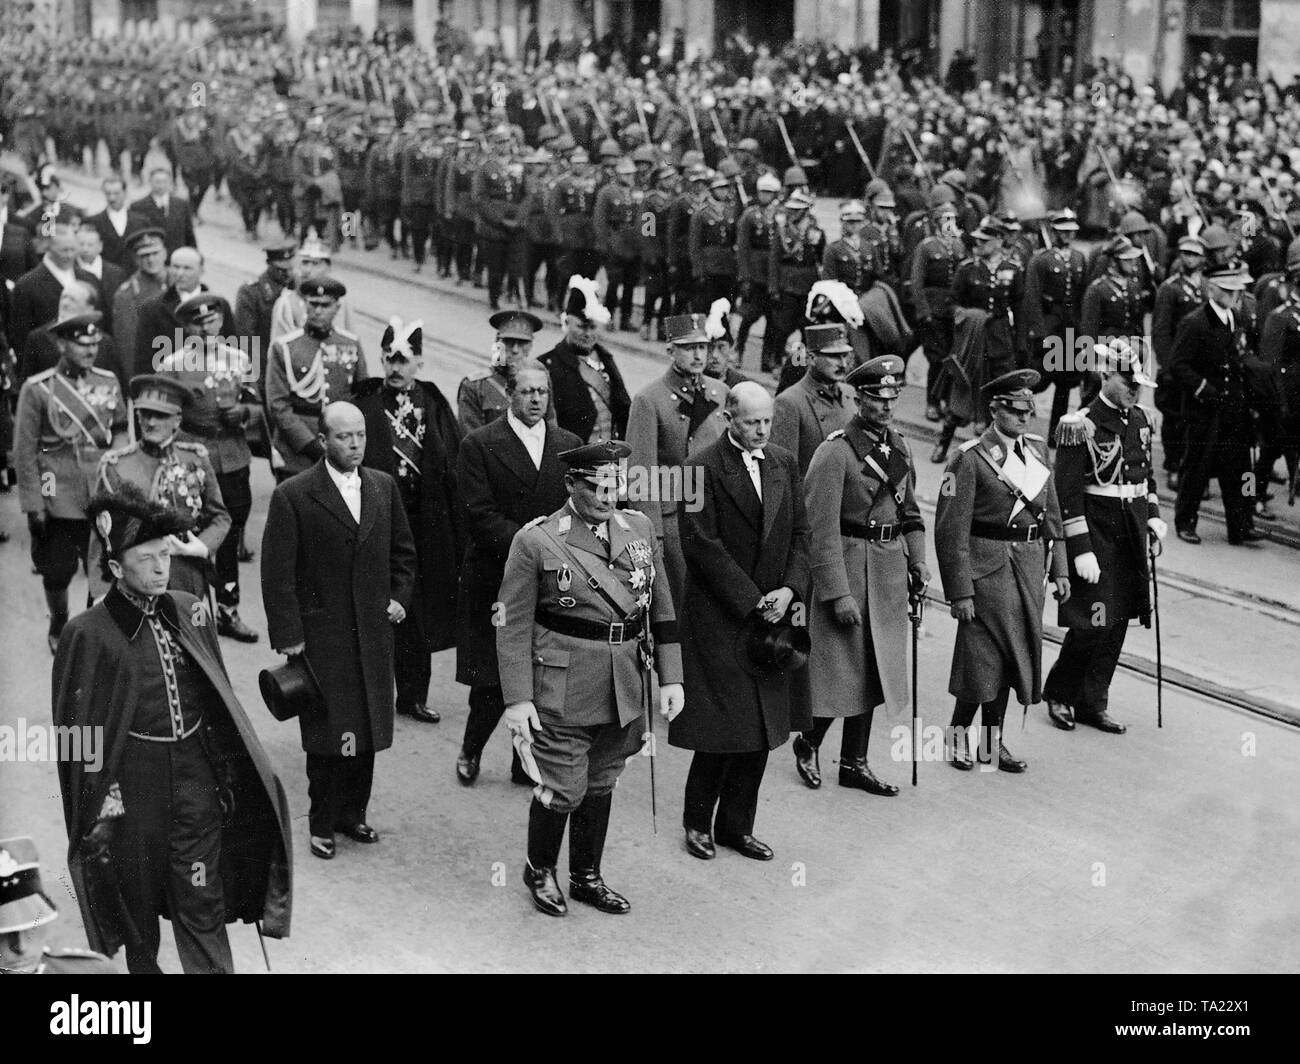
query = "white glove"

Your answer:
(165, 532), (209, 558)
(659, 683), (685, 722)
(504, 701), (542, 784)
(1148, 517), (1168, 541)
(1074, 551), (1101, 584)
